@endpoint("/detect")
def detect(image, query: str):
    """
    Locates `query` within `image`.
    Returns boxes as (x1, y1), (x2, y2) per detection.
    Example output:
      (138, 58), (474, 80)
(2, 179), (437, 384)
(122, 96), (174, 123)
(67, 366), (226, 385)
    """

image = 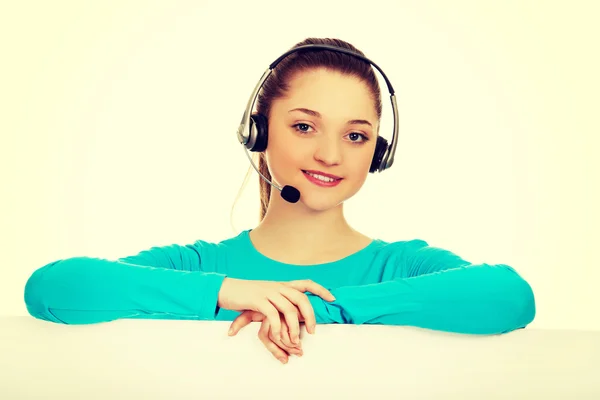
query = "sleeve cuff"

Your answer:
(197, 272), (227, 320)
(306, 294), (345, 324)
